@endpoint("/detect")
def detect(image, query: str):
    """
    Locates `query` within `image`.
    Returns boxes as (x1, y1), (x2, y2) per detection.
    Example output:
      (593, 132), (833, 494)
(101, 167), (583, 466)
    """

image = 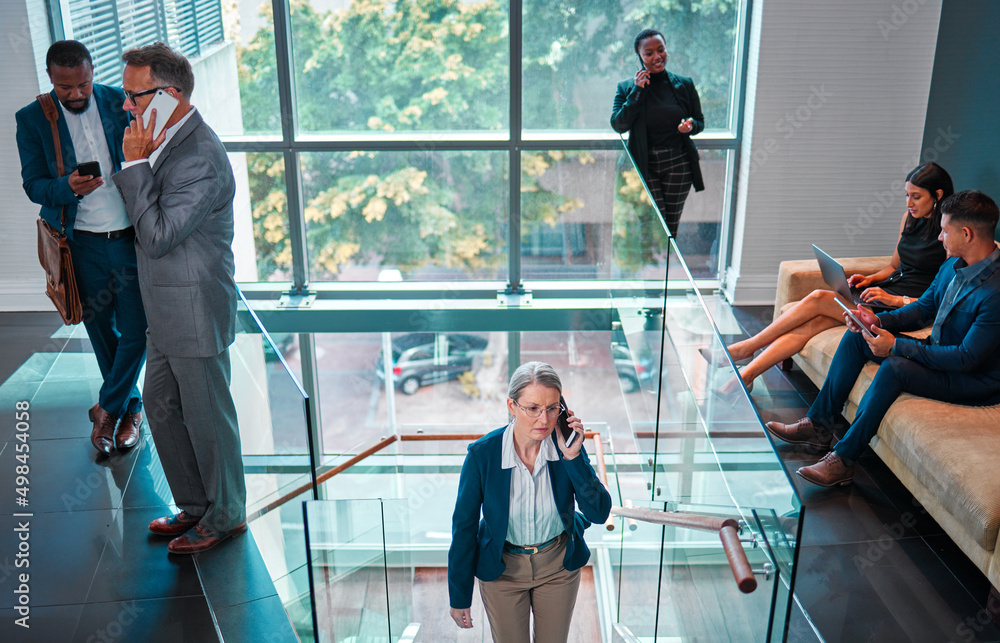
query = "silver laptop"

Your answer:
(812, 244), (894, 310)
